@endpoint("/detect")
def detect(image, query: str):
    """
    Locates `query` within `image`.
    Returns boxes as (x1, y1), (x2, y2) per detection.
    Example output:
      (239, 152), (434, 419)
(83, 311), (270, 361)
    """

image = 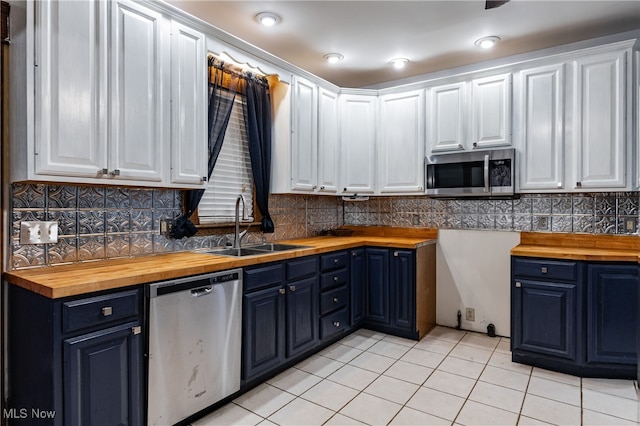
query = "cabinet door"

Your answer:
(110, 1), (166, 182)
(35, 0), (107, 177)
(587, 264), (638, 365)
(64, 322), (143, 426)
(365, 248), (390, 324)
(317, 88), (339, 193)
(512, 279), (579, 360)
(517, 64), (565, 191)
(286, 276), (318, 358)
(471, 73), (511, 149)
(350, 248), (365, 326)
(291, 76), (318, 192)
(378, 90), (425, 193)
(243, 286), (285, 382)
(572, 50), (628, 190)
(339, 94), (377, 194)
(427, 82), (466, 152)
(390, 249), (415, 331)
(170, 20), (207, 186)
